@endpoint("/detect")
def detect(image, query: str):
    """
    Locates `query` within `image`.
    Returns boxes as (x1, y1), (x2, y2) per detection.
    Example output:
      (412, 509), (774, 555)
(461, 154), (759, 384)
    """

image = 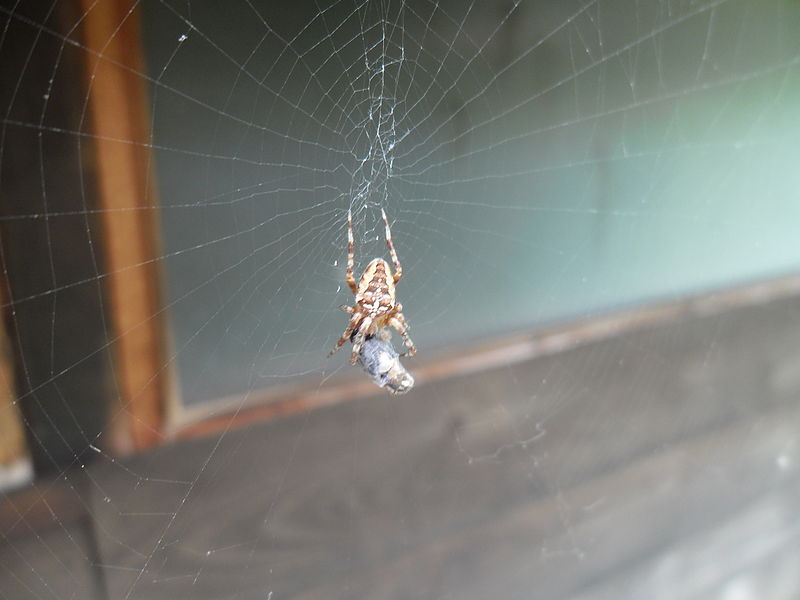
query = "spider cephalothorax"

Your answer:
(329, 209), (416, 365)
